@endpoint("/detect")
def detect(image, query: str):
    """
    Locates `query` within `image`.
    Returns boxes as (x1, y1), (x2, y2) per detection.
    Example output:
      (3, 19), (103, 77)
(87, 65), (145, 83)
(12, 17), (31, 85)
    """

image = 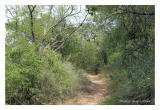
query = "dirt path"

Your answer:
(59, 74), (109, 105)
